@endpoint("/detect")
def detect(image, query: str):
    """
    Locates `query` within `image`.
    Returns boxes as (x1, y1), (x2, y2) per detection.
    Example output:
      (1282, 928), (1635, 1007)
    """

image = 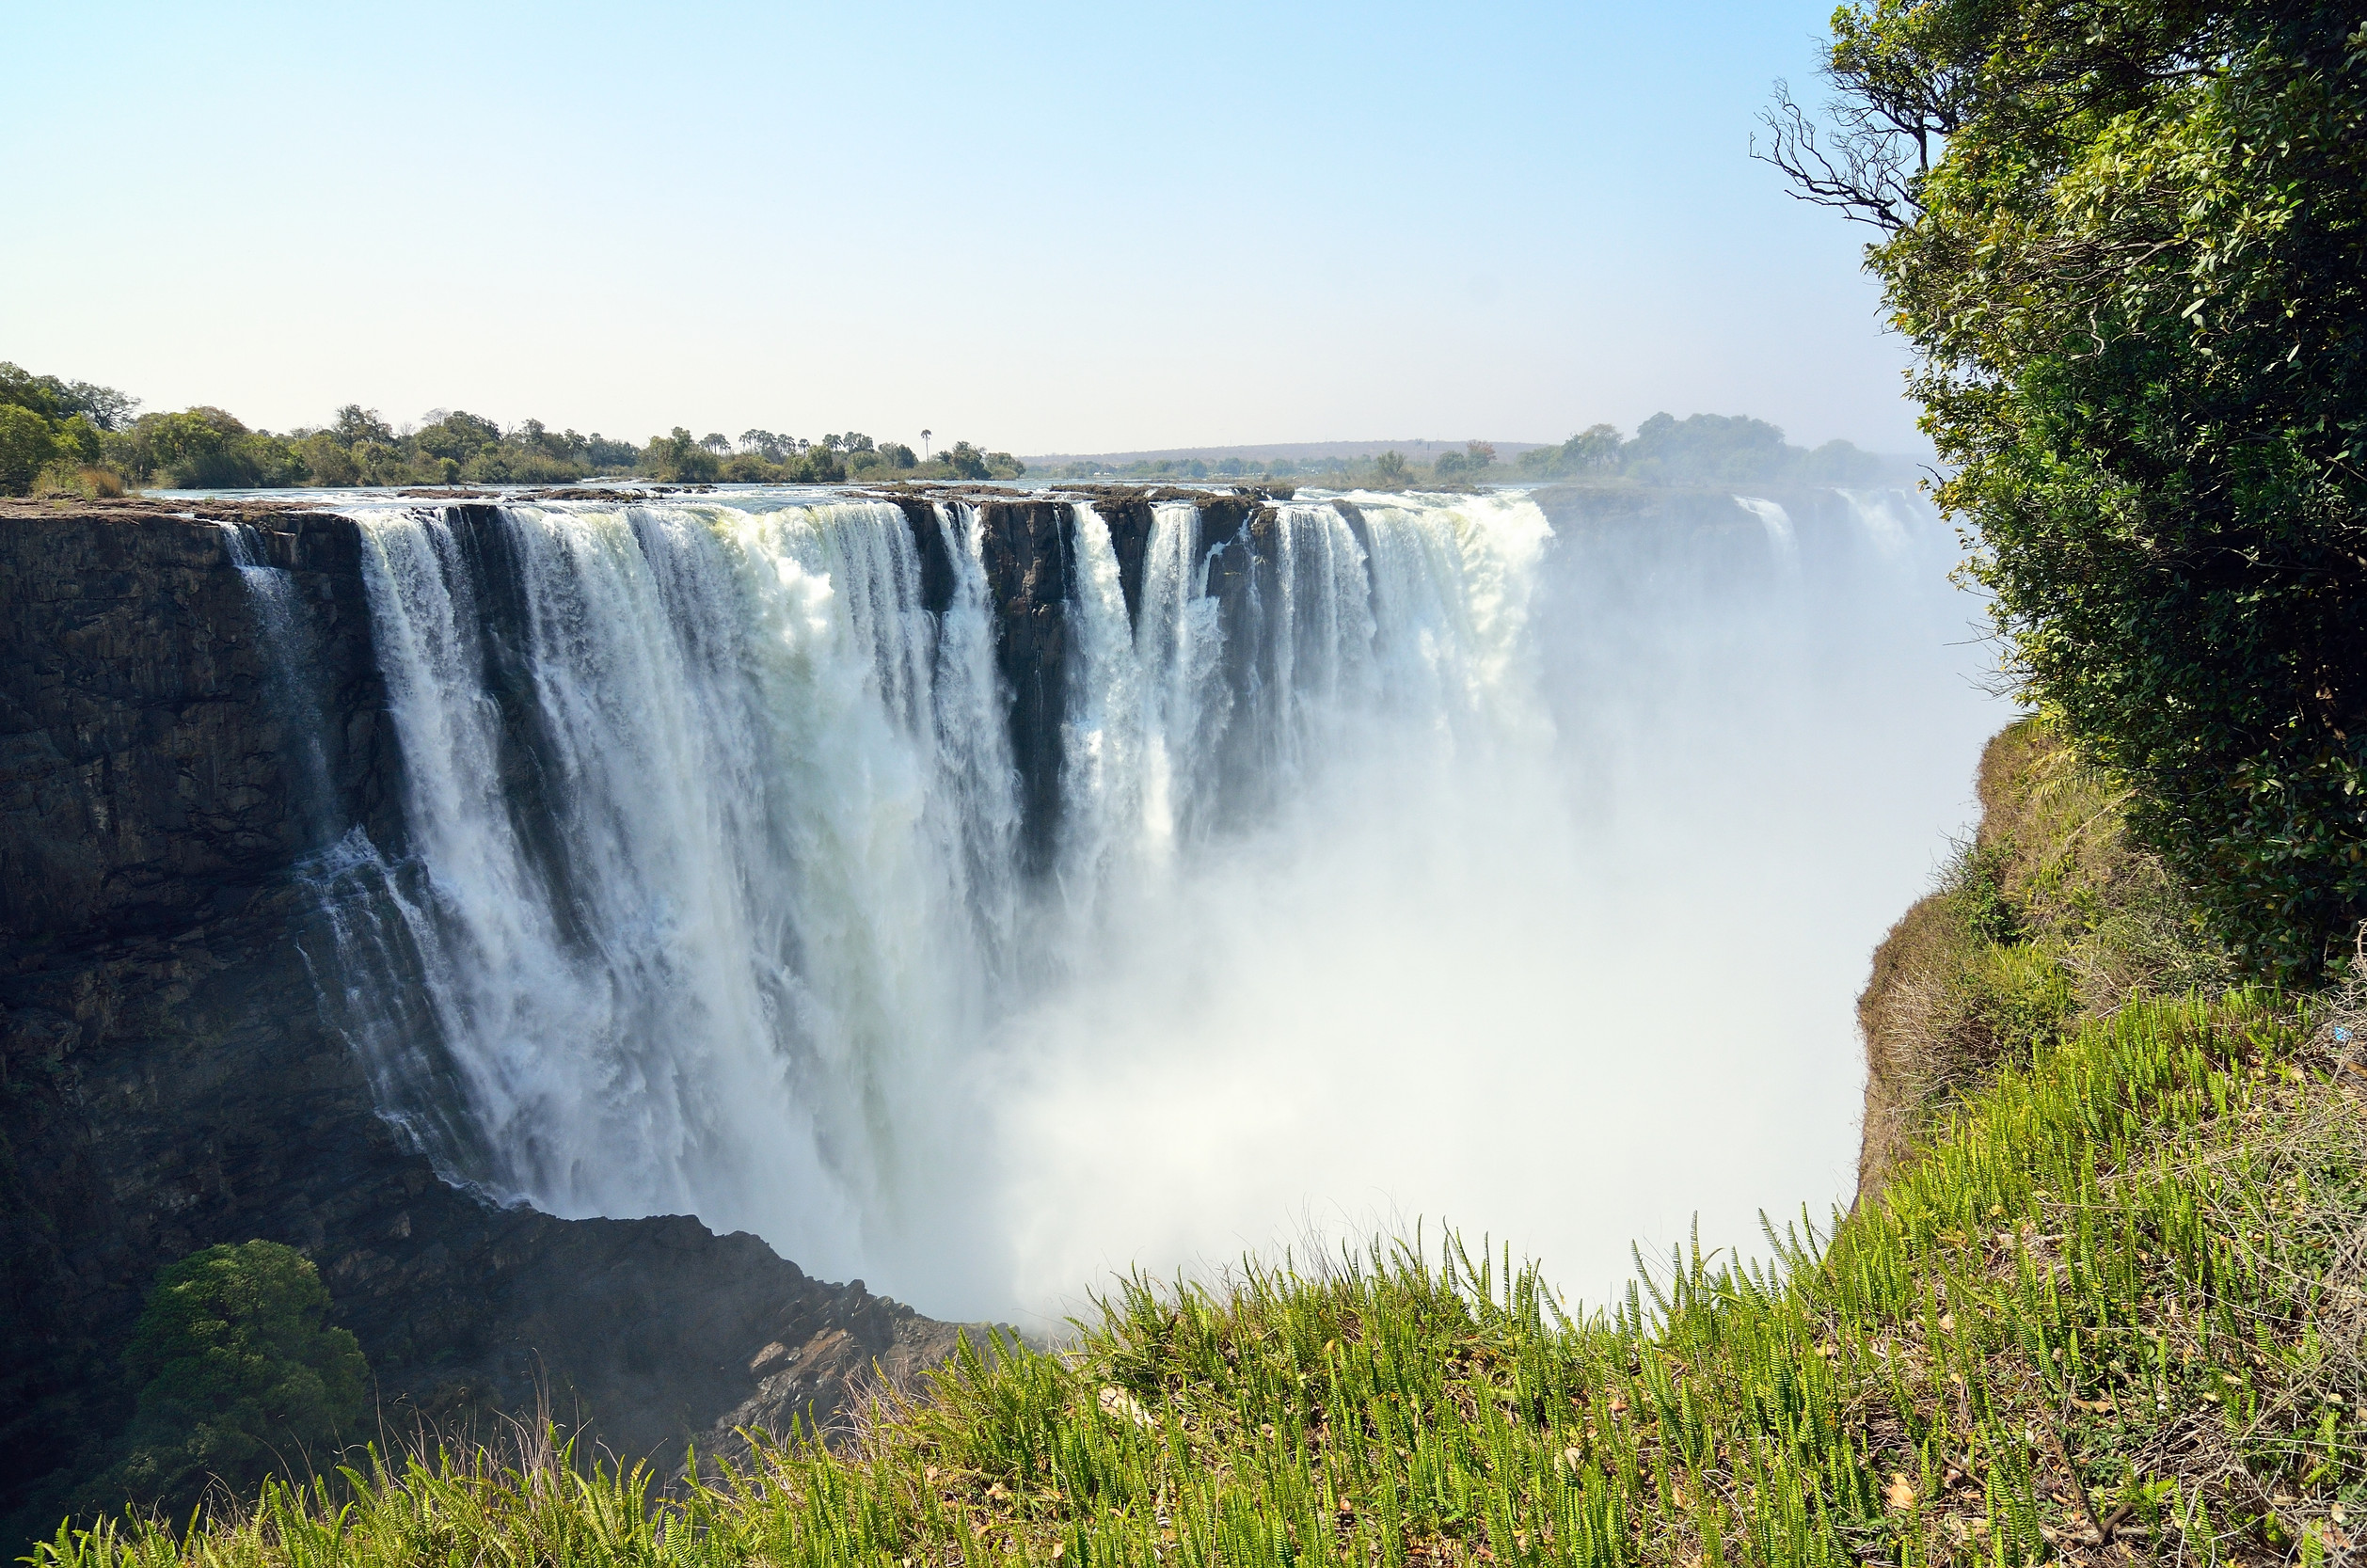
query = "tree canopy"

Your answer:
(1514, 411), (1894, 485)
(1771, 0), (2367, 974)
(0, 364), (1017, 495)
(78, 1242), (367, 1520)
(0, 362), (135, 495)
